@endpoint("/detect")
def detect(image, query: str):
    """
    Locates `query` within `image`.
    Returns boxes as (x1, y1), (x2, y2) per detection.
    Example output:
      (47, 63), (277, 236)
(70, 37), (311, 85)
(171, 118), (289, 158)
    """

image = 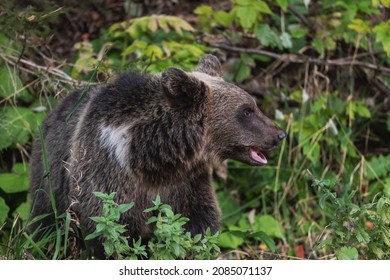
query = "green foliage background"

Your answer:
(0, 0), (389, 259)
